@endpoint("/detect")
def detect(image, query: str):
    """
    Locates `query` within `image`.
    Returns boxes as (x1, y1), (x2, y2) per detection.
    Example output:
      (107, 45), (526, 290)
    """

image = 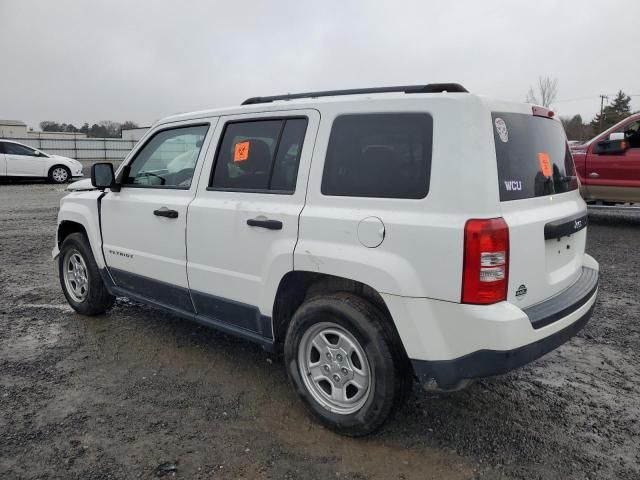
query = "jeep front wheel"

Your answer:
(59, 233), (115, 315)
